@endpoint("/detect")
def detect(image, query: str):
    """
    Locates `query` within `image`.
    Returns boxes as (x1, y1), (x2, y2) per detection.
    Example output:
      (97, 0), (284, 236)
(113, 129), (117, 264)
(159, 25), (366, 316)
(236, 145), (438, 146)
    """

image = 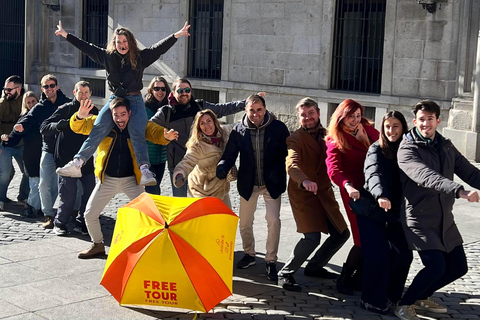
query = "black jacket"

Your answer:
(66, 33), (177, 93)
(216, 112), (289, 200)
(7, 90), (70, 153)
(40, 98), (98, 173)
(150, 97), (245, 171)
(363, 141), (403, 223)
